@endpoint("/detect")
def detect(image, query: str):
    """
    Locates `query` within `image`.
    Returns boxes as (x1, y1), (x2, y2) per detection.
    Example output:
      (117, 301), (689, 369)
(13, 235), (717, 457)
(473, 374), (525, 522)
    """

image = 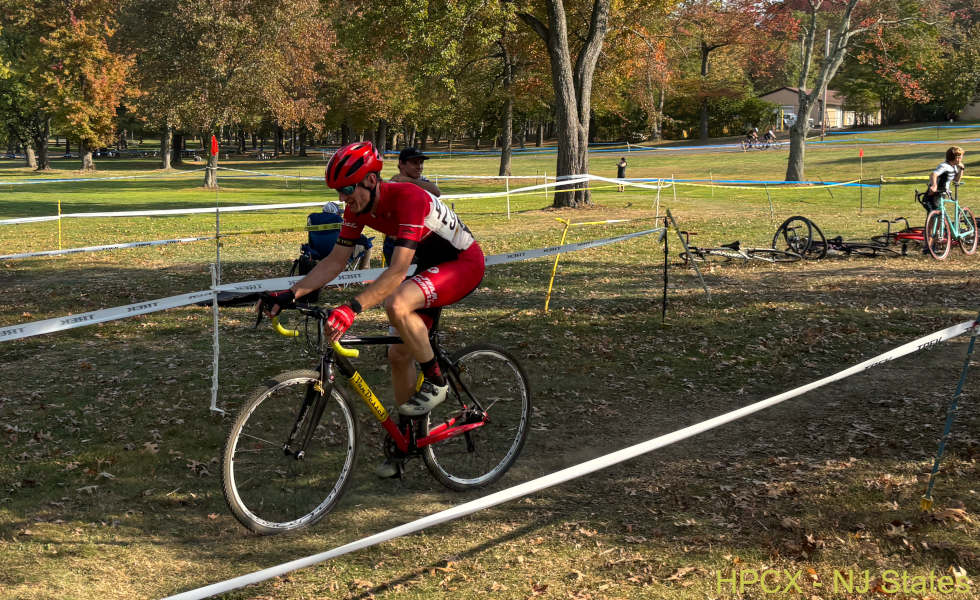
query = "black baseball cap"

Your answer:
(398, 147), (429, 162)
